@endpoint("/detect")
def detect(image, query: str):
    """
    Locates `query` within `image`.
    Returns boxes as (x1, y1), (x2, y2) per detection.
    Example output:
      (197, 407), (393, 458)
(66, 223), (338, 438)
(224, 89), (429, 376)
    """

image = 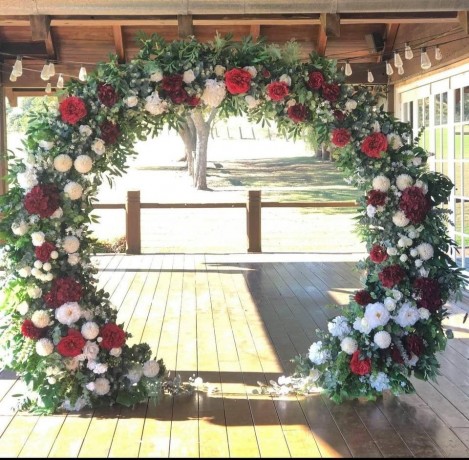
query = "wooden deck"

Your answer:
(1, 252), (469, 458)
